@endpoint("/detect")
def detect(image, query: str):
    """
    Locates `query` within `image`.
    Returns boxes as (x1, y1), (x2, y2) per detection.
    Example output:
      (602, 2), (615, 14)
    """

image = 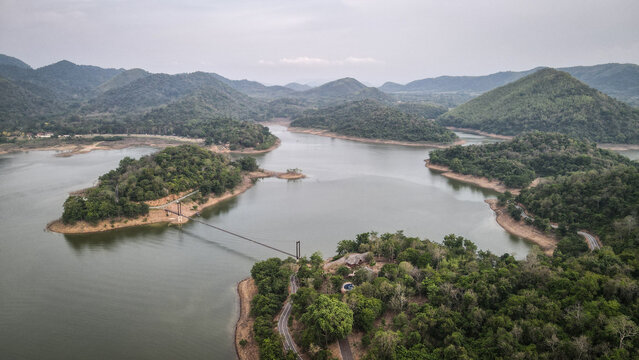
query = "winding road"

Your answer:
(514, 204), (600, 250)
(277, 275), (302, 360)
